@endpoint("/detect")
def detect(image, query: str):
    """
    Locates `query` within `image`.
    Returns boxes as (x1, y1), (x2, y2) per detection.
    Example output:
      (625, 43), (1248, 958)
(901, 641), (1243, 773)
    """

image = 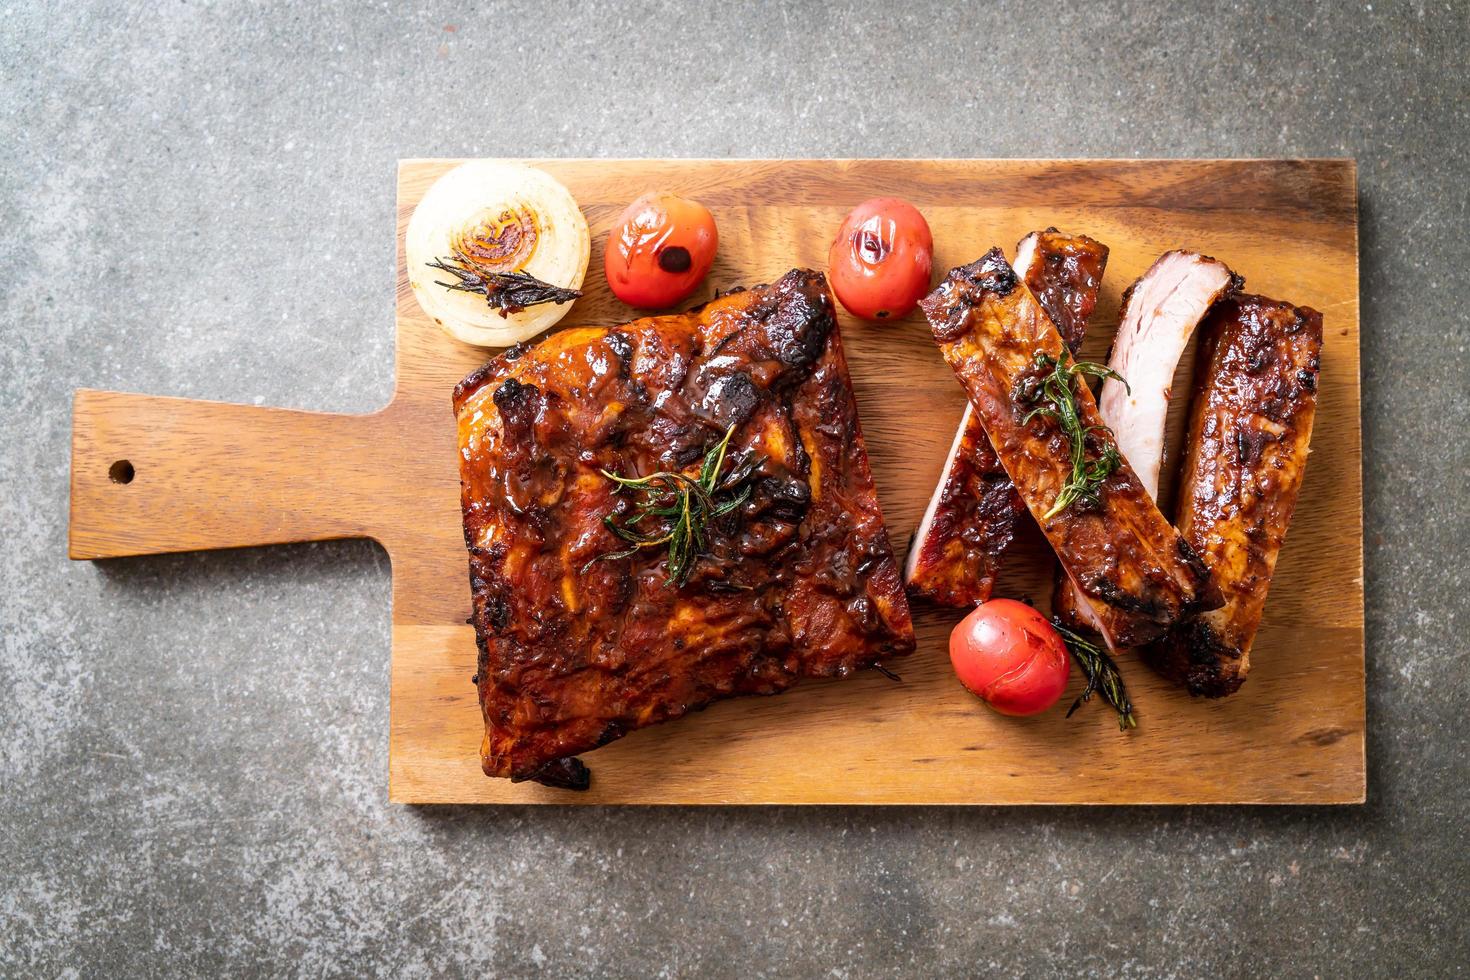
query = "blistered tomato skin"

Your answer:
(949, 599), (1071, 717)
(605, 192), (718, 309)
(827, 198), (934, 321)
